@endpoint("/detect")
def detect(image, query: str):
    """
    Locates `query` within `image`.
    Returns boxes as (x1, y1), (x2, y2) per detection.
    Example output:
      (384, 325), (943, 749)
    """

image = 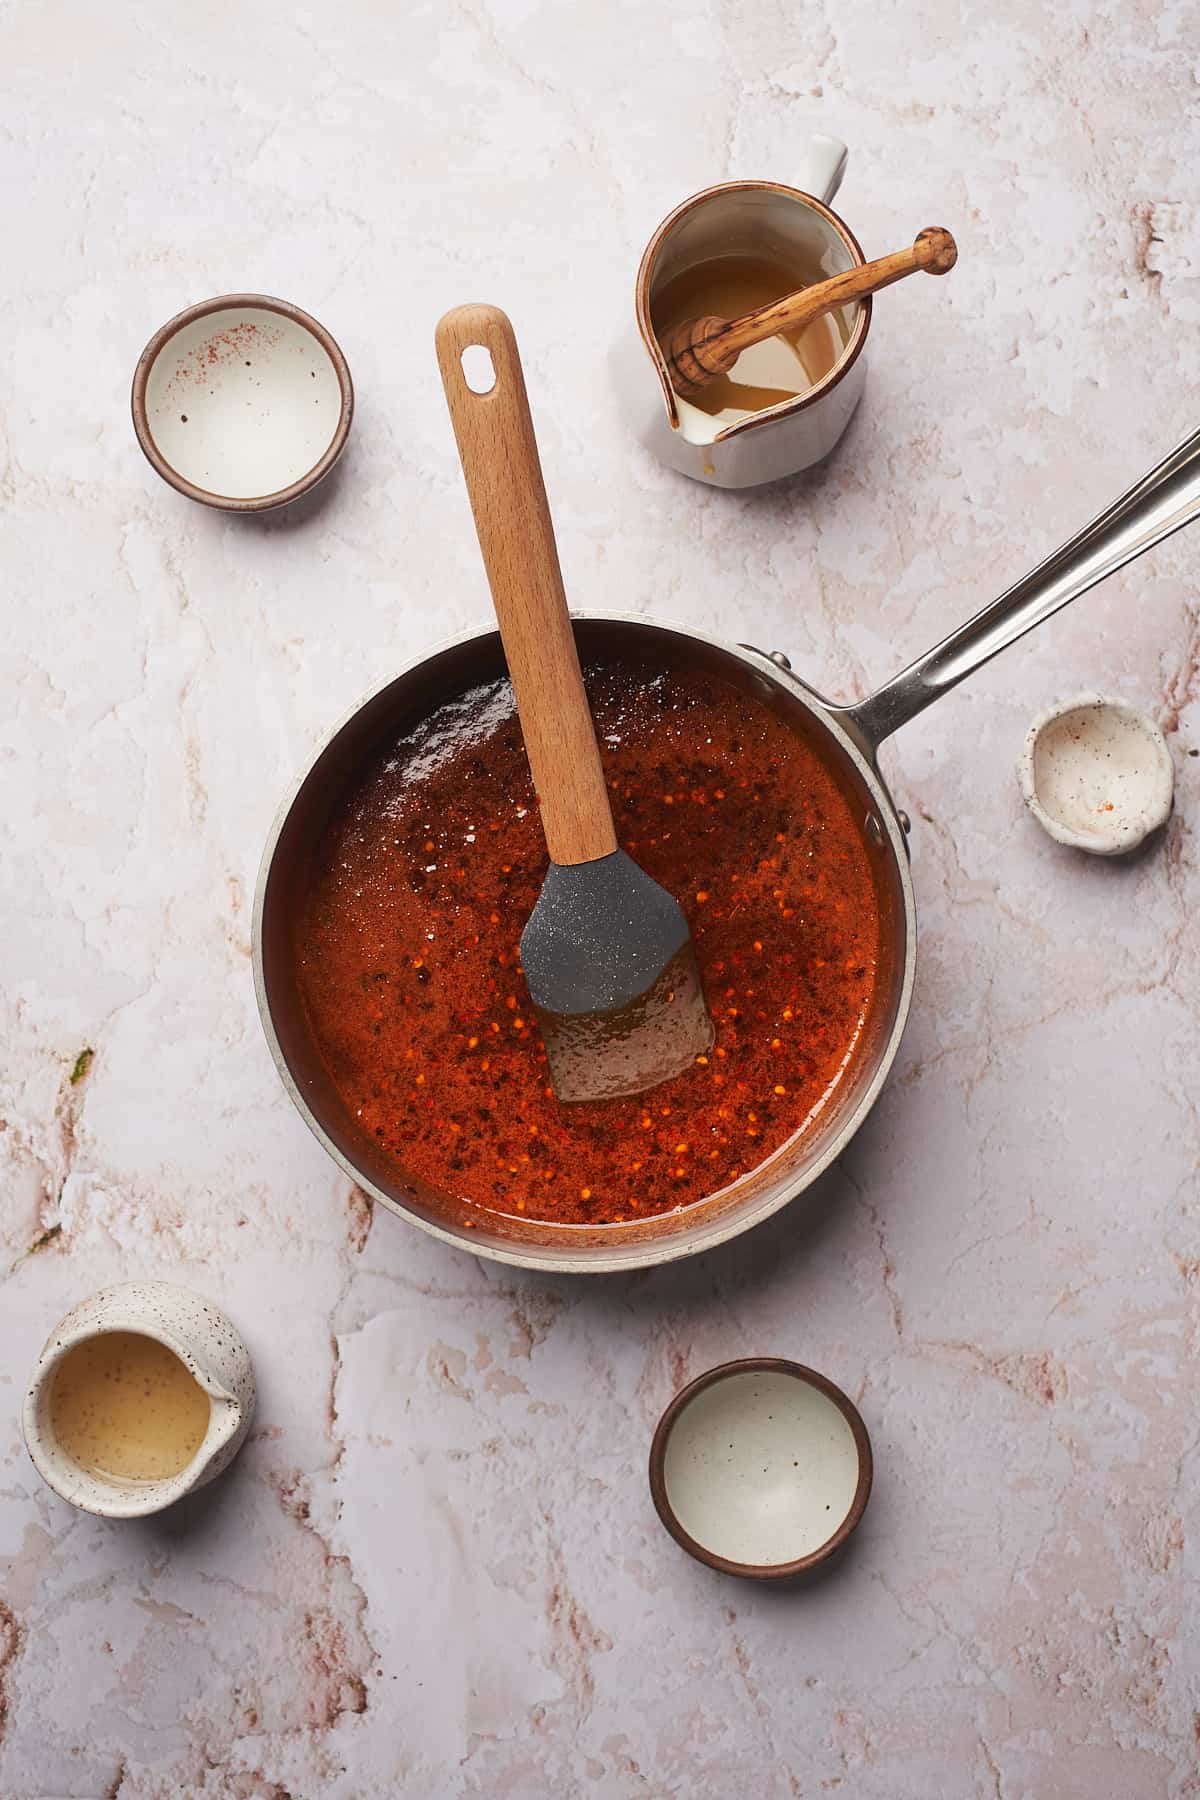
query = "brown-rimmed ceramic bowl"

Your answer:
(649, 1357), (872, 1579)
(131, 293), (353, 512)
